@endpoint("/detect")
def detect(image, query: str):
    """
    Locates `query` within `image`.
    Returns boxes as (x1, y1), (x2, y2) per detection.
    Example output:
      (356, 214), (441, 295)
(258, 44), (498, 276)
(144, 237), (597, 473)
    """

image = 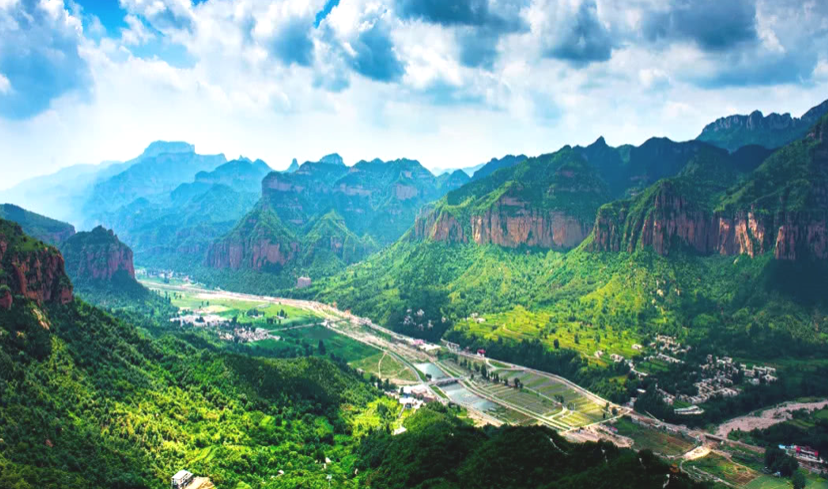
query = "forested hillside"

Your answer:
(0, 217), (708, 489)
(307, 116), (828, 404)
